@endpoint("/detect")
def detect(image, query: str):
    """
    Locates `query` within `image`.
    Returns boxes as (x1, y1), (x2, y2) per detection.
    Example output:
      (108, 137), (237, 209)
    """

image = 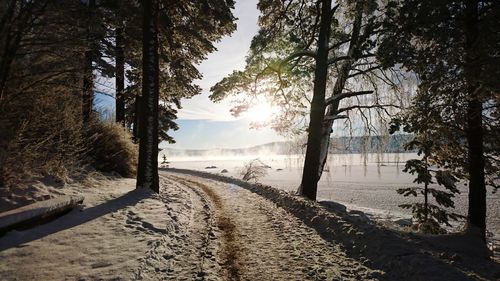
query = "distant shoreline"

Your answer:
(161, 135), (415, 157)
